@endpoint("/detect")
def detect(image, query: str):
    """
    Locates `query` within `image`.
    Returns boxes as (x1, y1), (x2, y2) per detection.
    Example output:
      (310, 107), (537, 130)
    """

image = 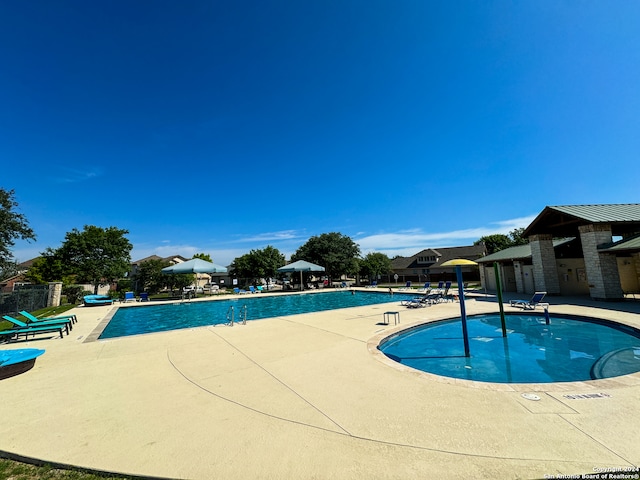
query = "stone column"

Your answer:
(513, 261), (525, 293)
(48, 282), (63, 307)
(529, 234), (560, 295)
(579, 224), (623, 300)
